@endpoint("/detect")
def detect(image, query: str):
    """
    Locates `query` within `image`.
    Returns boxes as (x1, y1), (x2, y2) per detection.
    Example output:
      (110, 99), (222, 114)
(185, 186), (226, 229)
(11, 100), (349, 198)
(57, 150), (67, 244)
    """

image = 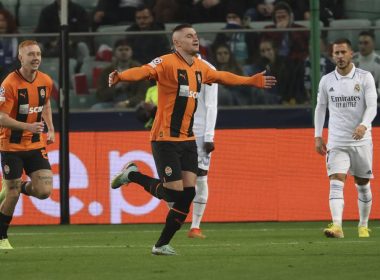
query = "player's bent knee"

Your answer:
(354, 177), (370, 186)
(329, 173), (346, 182)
